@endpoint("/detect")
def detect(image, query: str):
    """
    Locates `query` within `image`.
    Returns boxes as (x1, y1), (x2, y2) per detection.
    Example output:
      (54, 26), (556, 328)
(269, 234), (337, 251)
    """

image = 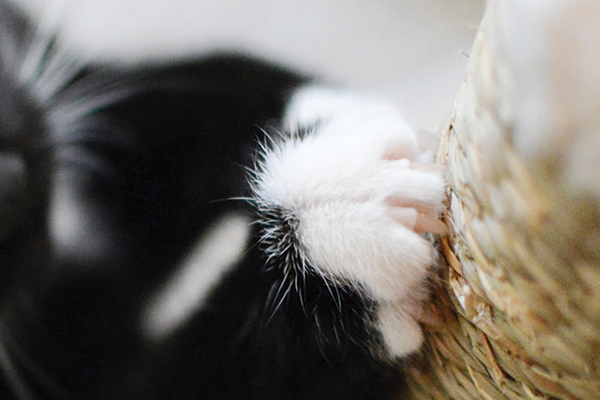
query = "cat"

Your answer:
(0, 1), (446, 399)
